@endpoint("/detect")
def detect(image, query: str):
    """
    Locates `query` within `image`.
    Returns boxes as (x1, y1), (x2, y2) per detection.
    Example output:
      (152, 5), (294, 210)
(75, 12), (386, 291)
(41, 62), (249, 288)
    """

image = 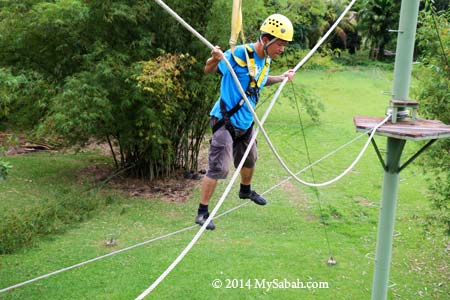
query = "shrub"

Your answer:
(414, 7), (450, 234)
(0, 191), (109, 254)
